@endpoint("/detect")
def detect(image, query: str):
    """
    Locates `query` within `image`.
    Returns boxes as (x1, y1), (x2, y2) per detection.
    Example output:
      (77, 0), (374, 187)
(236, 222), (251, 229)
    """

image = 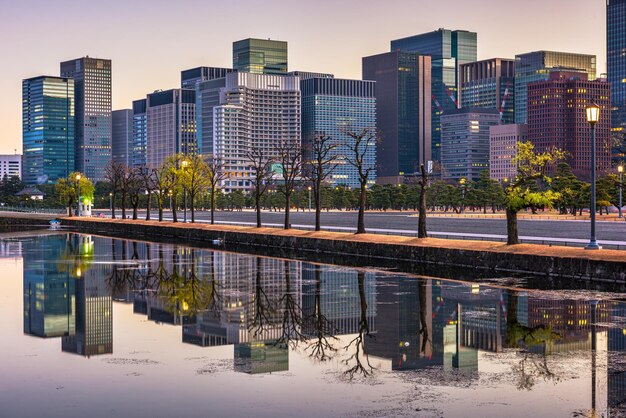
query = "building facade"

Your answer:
(196, 78), (227, 156)
(112, 109), (133, 166)
(180, 66), (233, 89)
(362, 51), (432, 178)
(0, 155), (22, 180)
(301, 77), (377, 188)
(60, 57), (112, 182)
(233, 38), (288, 75)
(391, 29), (477, 162)
(514, 51), (596, 124)
(131, 99), (147, 168)
(22, 76), (74, 185)
(146, 89), (196, 168)
(460, 58), (515, 125)
(213, 72), (300, 192)
(489, 124), (527, 182)
(608, 0), (626, 138)
(440, 107), (501, 180)
(527, 71), (611, 179)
